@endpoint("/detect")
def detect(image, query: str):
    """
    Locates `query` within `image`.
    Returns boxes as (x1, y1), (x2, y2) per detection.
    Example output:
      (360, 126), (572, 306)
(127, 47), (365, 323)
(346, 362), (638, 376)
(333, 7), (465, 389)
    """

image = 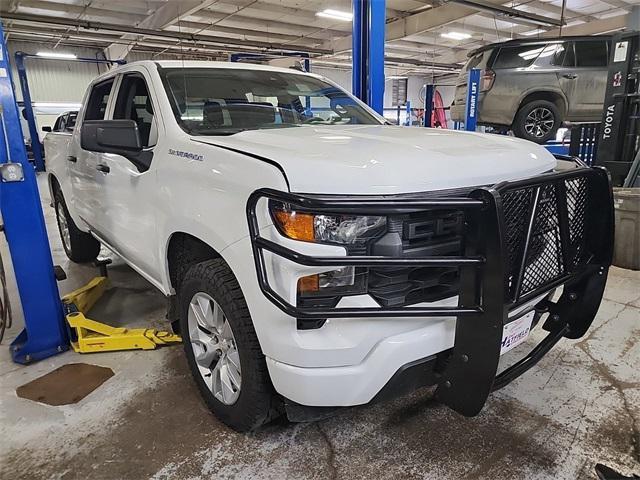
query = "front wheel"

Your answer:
(179, 258), (280, 431)
(512, 100), (561, 144)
